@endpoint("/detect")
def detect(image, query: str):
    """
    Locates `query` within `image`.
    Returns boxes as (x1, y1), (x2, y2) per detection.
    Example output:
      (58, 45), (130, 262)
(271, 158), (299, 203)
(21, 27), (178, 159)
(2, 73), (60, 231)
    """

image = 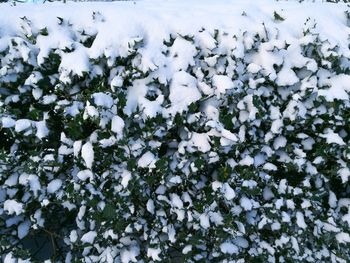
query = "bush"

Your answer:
(0, 7), (350, 263)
